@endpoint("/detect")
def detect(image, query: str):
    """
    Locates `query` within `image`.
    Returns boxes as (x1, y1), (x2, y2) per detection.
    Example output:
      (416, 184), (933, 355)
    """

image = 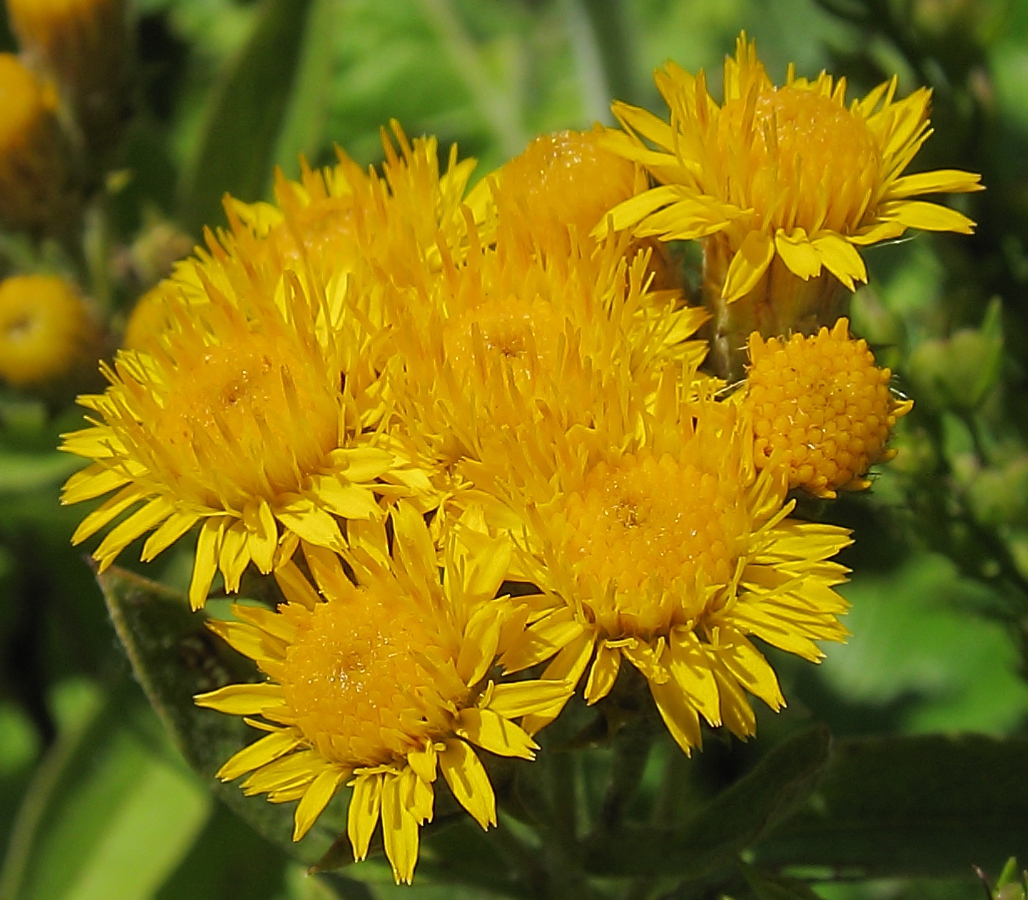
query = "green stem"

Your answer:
(595, 716), (655, 832)
(572, 0), (640, 108)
